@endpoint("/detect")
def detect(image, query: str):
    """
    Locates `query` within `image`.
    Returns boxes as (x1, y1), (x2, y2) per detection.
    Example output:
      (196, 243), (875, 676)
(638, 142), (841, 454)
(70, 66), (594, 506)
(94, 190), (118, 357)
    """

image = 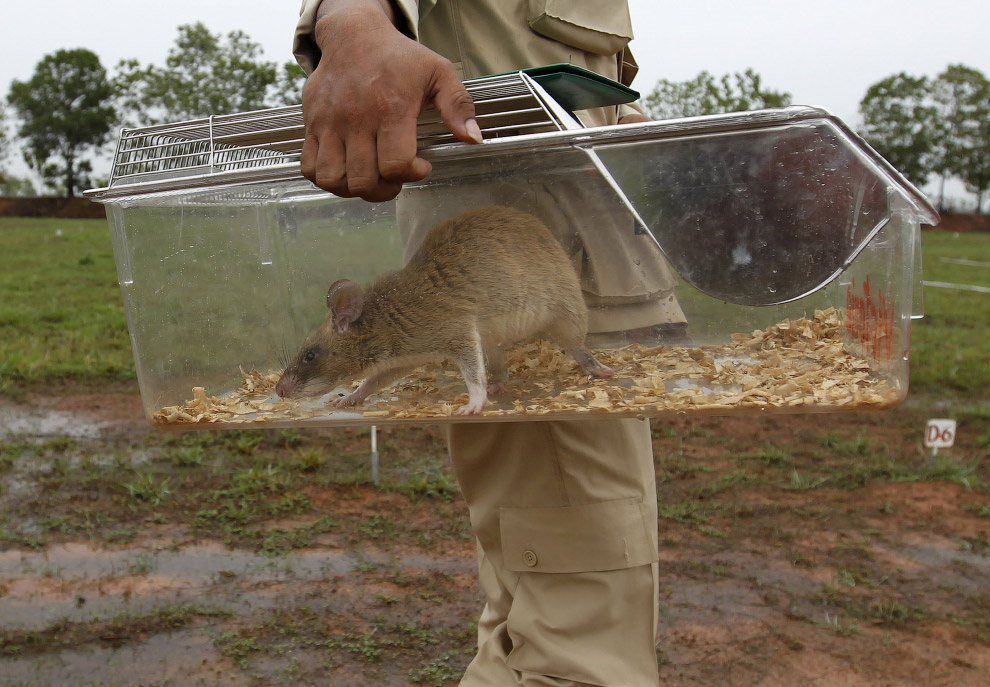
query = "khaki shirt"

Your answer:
(293, 0), (646, 125)
(292, 0), (685, 332)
